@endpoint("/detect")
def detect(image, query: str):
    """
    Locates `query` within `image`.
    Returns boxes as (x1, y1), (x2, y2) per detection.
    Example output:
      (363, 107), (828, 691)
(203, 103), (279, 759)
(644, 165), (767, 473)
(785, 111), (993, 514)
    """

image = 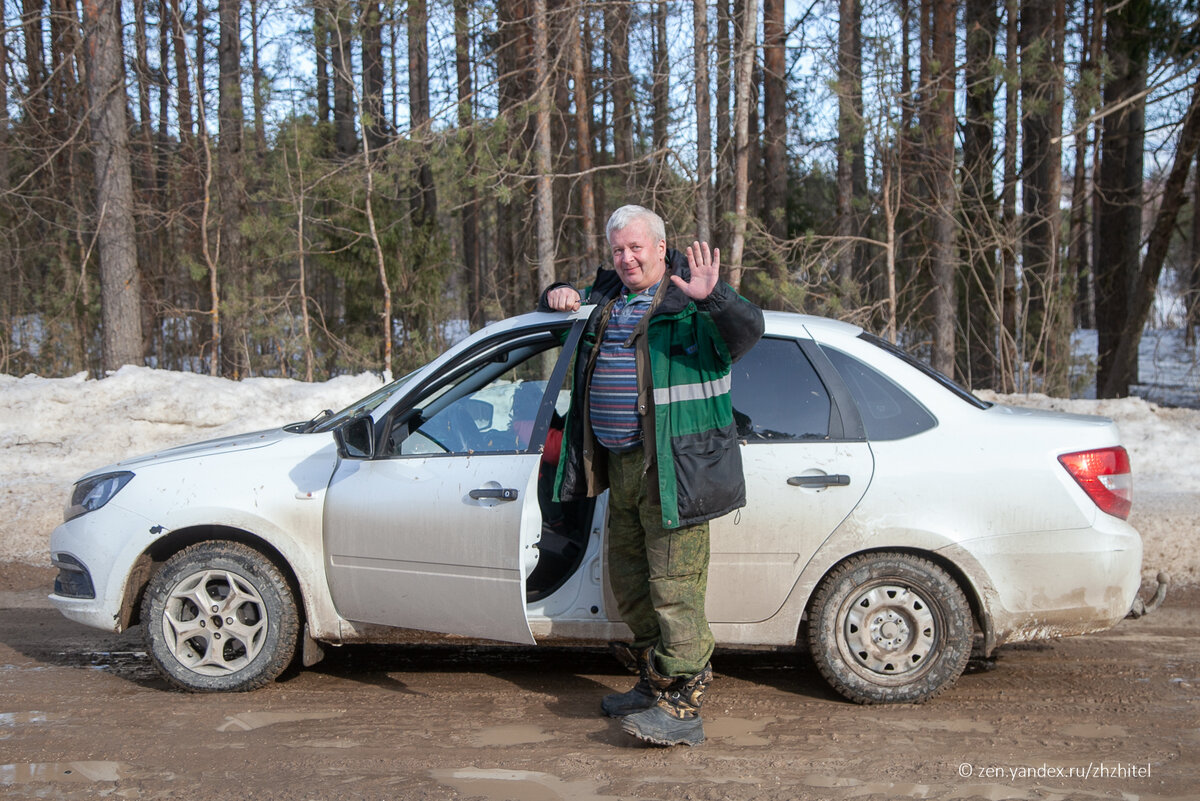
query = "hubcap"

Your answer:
(842, 583), (936, 676)
(161, 569), (268, 676)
